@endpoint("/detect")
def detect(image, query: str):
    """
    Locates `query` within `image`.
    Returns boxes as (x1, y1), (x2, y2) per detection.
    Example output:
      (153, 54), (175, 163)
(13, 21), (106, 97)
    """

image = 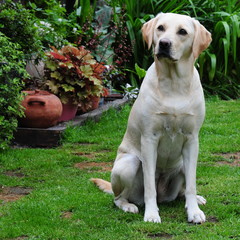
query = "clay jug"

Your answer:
(19, 90), (63, 128)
